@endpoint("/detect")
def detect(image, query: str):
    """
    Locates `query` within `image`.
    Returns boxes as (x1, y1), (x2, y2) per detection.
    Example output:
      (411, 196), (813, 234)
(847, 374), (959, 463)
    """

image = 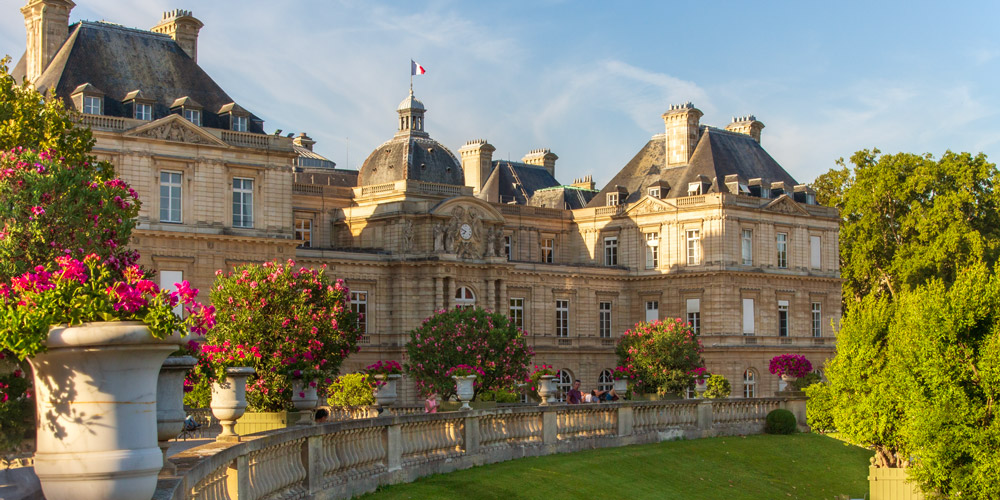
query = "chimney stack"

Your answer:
(459, 139), (496, 194)
(725, 115), (765, 143)
(521, 148), (558, 178)
(661, 102), (703, 167)
(570, 175), (595, 190)
(293, 132), (315, 151)
(21, 0), (75, 84)
(151, 9), (203, 62)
